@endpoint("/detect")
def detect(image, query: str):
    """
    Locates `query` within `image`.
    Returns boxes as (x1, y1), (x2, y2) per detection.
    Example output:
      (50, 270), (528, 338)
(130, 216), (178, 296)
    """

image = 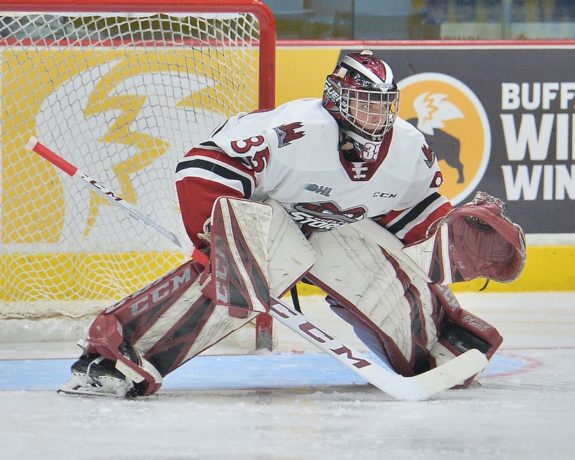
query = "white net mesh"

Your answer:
(0, 4), (270, 341)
